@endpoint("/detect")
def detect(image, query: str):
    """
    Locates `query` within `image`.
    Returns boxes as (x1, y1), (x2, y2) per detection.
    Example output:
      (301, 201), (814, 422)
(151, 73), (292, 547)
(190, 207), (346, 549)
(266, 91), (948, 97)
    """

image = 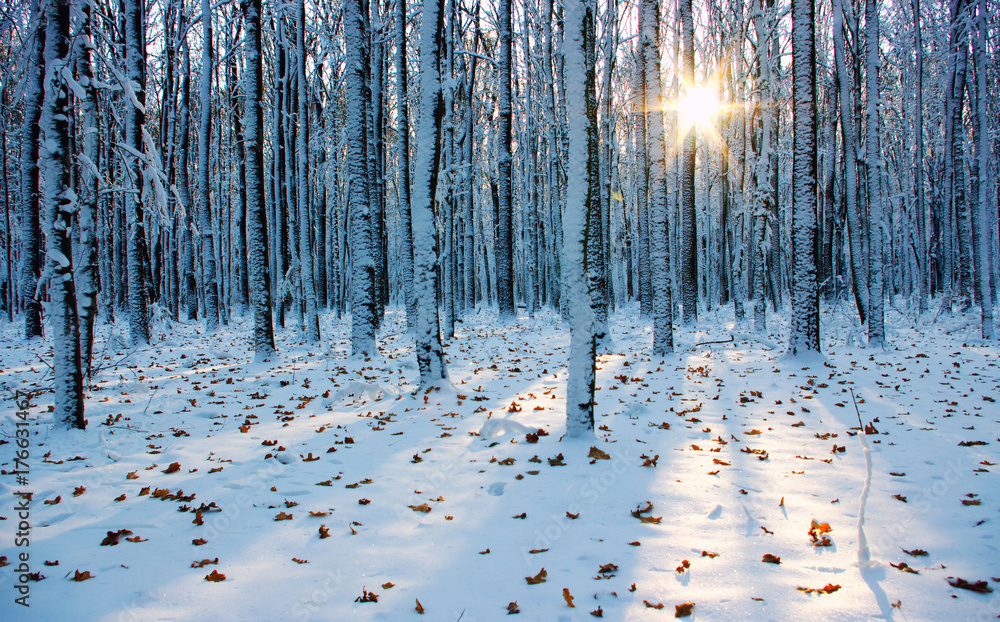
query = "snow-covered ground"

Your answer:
(1, 303), (998, 621)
